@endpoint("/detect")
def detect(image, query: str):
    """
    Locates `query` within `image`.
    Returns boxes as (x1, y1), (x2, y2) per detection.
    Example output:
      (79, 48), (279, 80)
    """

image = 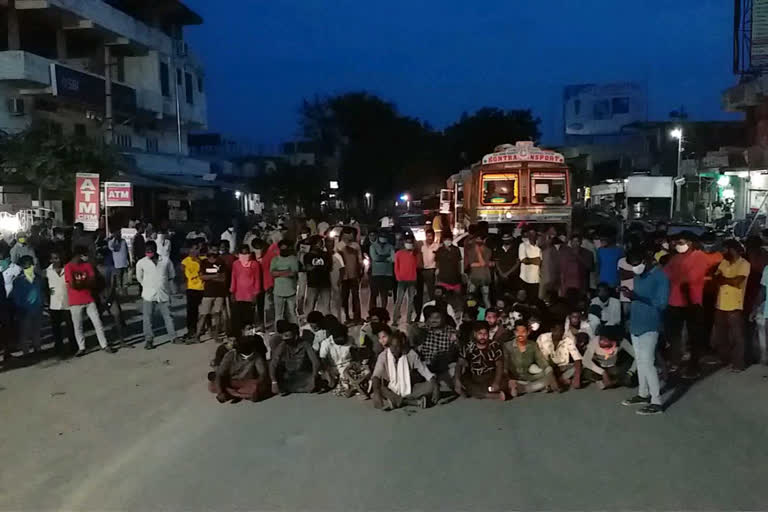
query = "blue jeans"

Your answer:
(631, 331), (661, 405)
(143, 300), (176, 342)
